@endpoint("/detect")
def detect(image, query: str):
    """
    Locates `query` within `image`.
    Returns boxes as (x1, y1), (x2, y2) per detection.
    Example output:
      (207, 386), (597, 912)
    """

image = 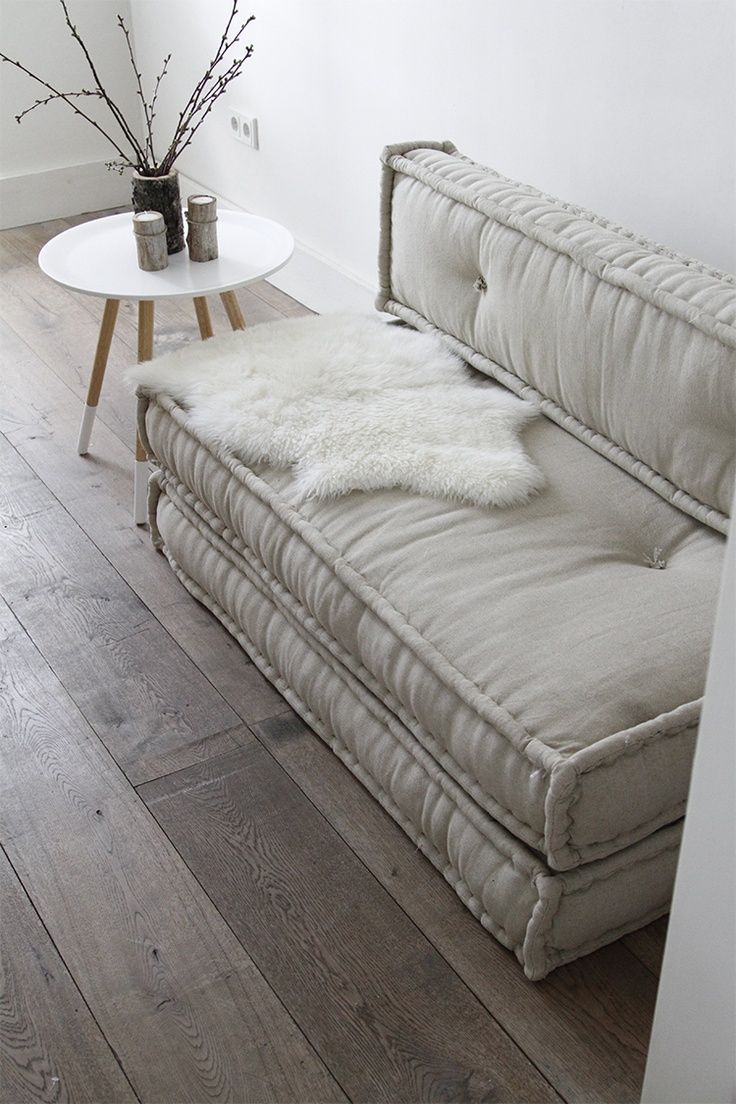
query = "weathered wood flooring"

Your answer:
(0, 211), (666, 1104)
